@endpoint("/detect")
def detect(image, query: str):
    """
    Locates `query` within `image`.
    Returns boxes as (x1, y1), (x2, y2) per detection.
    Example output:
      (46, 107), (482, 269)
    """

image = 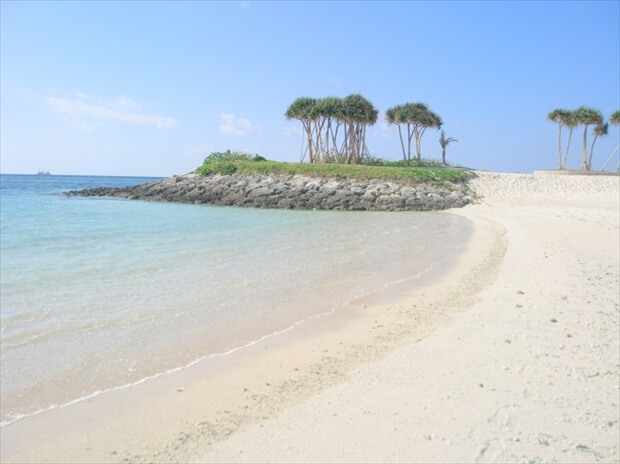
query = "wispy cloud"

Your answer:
(373, 121), (394, 139)
(47, 93), (177, 129)
(219, 113), (253, 136)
